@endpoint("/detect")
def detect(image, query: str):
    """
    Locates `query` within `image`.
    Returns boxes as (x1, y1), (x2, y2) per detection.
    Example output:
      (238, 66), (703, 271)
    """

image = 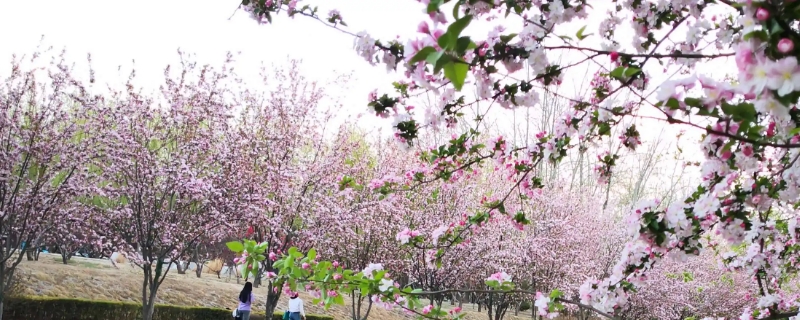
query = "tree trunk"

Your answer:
(141, 266), (153, 320)
(141, 259), (165, 320)
(359, 295), (373, 320)
(175, 261), (187, 275)
(61, 252), (70, 265)
(264, 282), (281, 317)
(349, 291), (373, 320)
(142, 288), (158, 320)
(0, 271), (6, 320)
(195, 263), (204, 278)
(25, 249), (33, 262)
(253, 268), (263, 288)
